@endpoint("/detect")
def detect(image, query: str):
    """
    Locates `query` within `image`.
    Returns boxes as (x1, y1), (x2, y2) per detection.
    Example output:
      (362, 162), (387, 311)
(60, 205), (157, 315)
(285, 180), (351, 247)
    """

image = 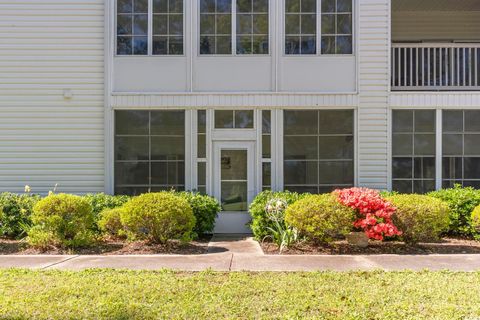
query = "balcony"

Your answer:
(391, 43), (480, 91)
